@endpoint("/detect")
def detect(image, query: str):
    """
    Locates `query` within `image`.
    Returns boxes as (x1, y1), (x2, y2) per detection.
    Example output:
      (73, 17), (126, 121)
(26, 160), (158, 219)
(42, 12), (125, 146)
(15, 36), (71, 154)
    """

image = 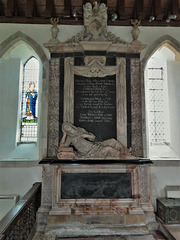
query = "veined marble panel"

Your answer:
(50, 164), (146, 215)
(130, 58), (142, 157)
(48, 58), (60, 157)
